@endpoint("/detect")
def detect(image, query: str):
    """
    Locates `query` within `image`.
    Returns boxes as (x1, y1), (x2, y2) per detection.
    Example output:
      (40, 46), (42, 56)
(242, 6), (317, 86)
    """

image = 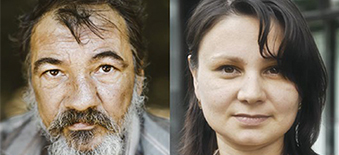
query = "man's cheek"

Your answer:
(97, 83), (133, 118)
(35, 88), (66, 128)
